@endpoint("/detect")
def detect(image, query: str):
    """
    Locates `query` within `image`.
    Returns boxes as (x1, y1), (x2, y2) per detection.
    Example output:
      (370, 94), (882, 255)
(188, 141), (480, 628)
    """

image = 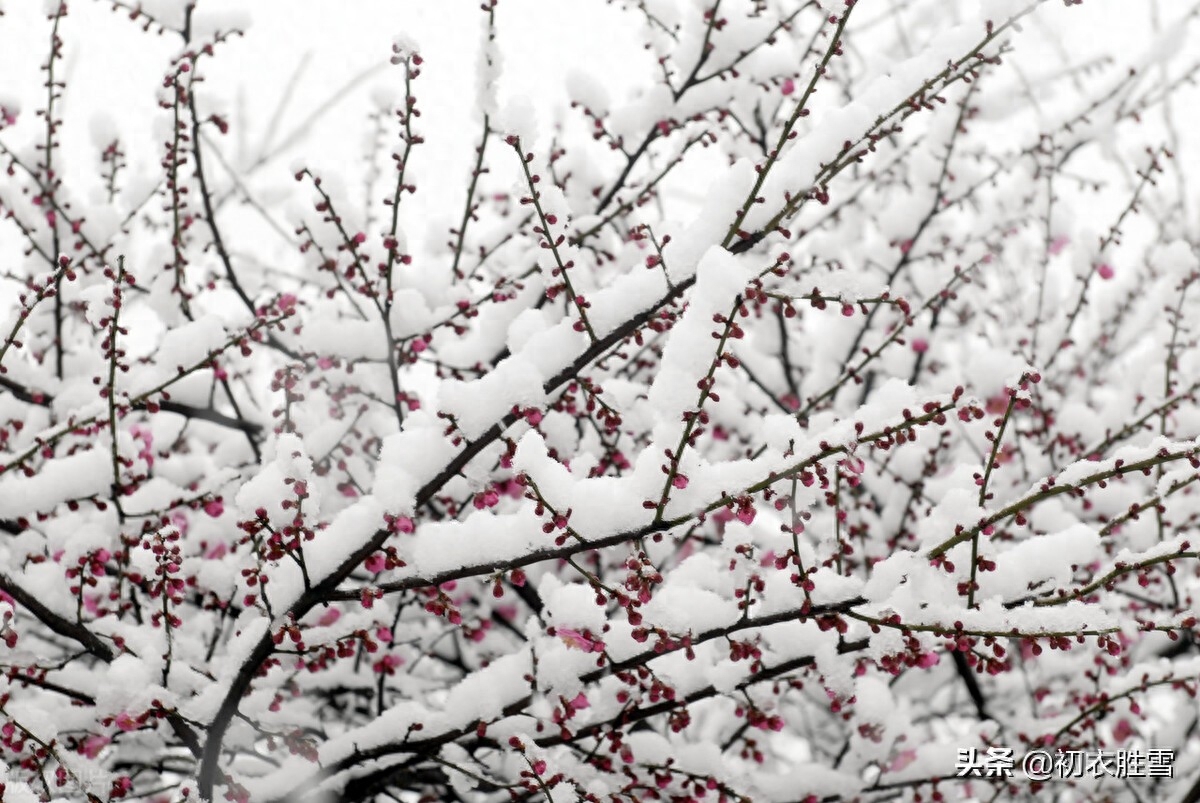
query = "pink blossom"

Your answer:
(130, 425), (153, 447)
(114, 712), (139, 732)
(840, 457), (865, 475)
(712, 507), (735, 534)
(473, 489), (500, 509)
(0, 8), (1186, 794)
(985, 394), (1009, 416)
(81, 734), (110, 758)
(752, 715), (784, 732)
(373, 654), (404, 674)
(889, 748), (918, 772)
(556, 627), (603, 653)
(130, 425), (155, 467)
(1112, 718), (1134, 743)
(916, 652), (940, 668)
